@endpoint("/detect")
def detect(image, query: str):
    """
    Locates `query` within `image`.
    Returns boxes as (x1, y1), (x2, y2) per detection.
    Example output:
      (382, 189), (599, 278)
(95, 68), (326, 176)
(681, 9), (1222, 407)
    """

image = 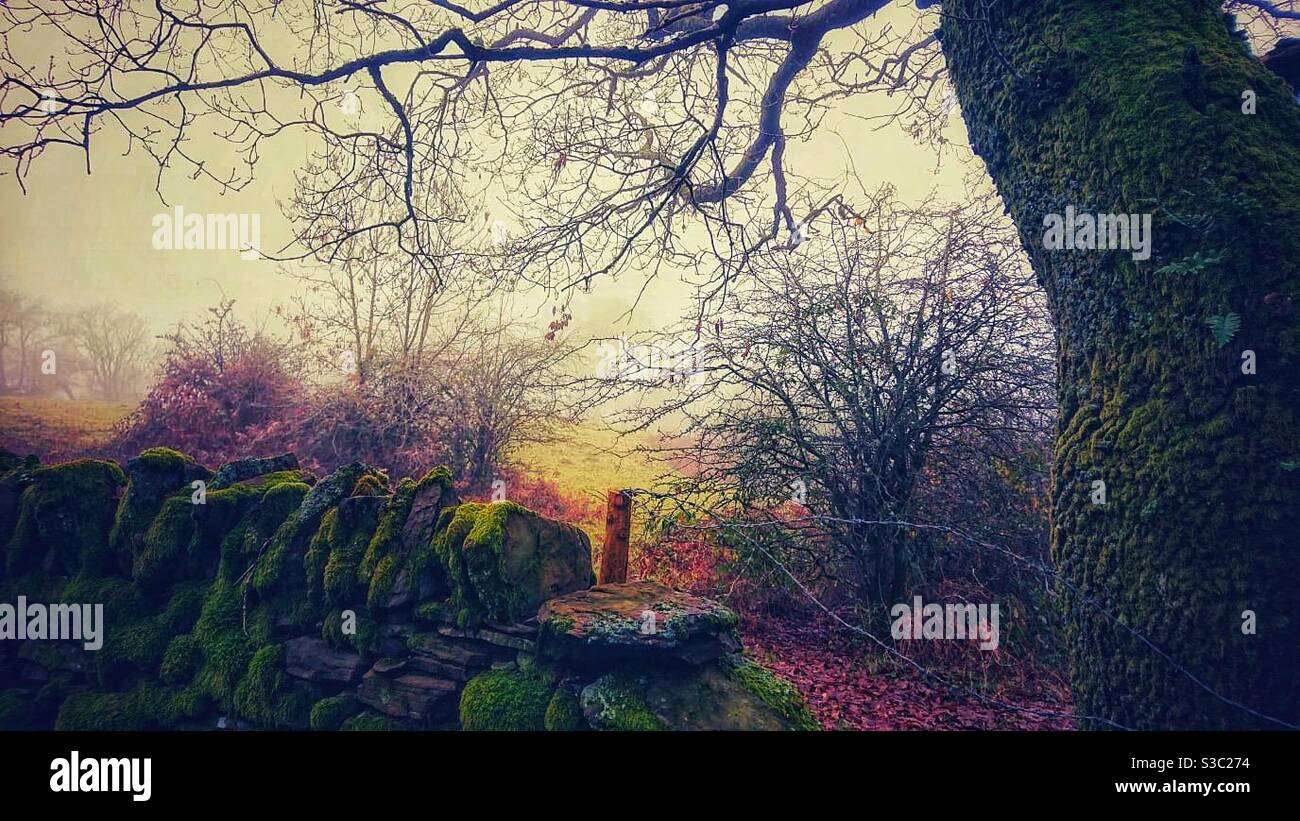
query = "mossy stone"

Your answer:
(6, 459), (126, 577)
(232, 643), (309, 729)
(310, 693), (361, 730)
(340, 711), (401, 731)
(110, 448), (210, 571)
(579, 658), (817, 731)
(458, 666), (557, 731)
(432, 502), (486, 622)
(543, 687), (587, 731)
(460, 501), (595, 624)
